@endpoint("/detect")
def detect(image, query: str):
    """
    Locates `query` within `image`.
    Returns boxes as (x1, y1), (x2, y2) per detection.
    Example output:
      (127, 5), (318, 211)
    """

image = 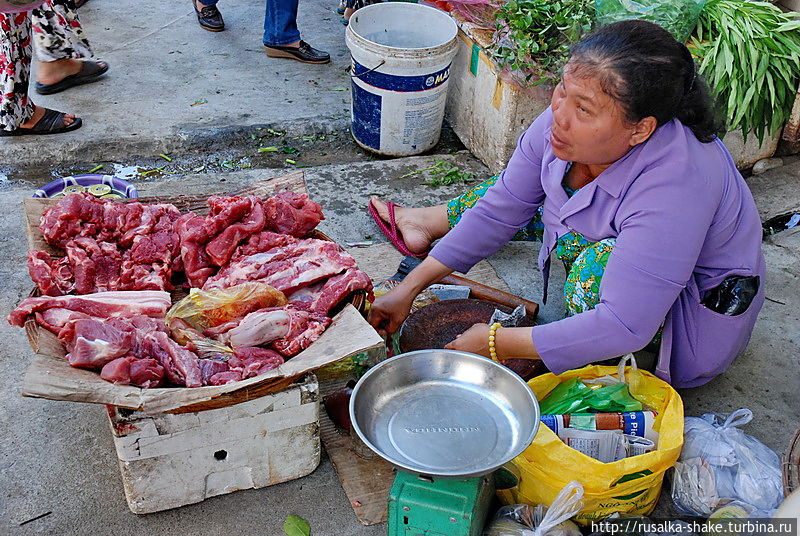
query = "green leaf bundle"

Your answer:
(689, 0), (800, 144)
(491, 0), (594, 85)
